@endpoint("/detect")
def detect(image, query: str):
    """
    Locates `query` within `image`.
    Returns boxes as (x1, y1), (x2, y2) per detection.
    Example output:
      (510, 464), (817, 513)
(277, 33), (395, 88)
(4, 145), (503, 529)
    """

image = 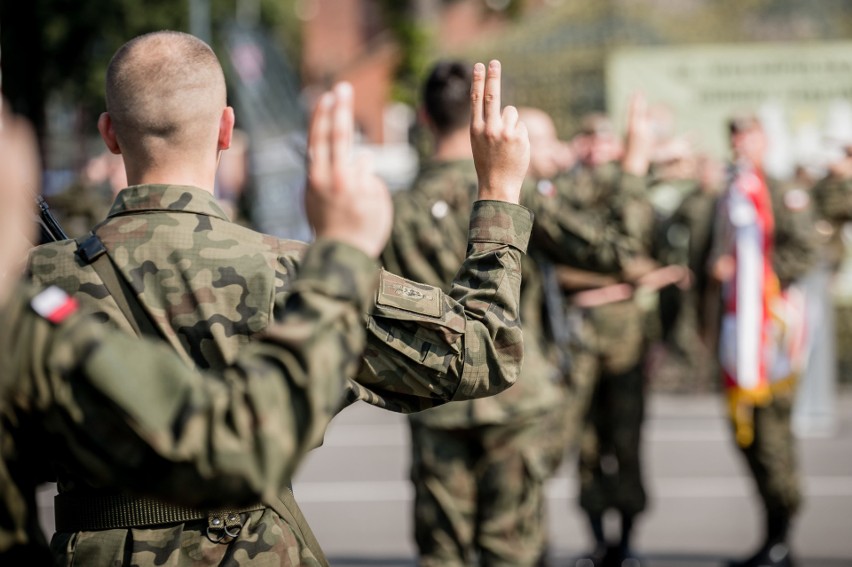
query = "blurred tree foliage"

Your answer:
(376, 0), (523, 106)
(376, 0), (431, 107)
(0, 0), (301, 149)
